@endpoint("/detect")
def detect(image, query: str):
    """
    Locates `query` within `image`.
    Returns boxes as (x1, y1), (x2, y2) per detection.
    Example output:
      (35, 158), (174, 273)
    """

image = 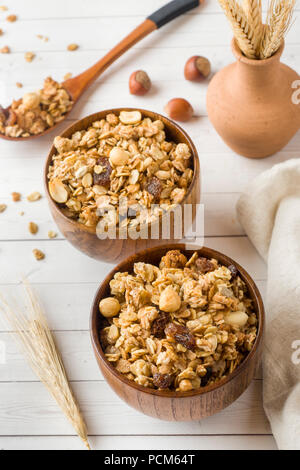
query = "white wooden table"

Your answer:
(0, 0), (299, 451)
